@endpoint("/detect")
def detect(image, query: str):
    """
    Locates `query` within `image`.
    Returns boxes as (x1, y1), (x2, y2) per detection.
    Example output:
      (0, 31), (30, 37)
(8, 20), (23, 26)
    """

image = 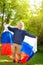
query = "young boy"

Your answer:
(8, 21), (36, 62)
